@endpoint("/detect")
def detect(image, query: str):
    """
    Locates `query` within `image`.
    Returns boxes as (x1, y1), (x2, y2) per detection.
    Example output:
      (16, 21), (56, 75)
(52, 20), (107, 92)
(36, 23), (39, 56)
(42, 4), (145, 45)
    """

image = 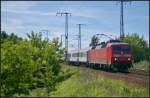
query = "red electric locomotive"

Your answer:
(88, 40), (133, 71)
